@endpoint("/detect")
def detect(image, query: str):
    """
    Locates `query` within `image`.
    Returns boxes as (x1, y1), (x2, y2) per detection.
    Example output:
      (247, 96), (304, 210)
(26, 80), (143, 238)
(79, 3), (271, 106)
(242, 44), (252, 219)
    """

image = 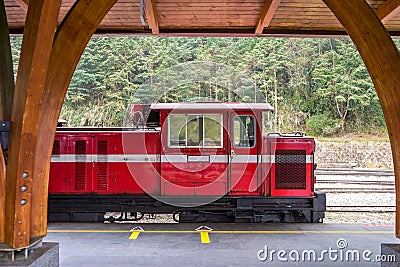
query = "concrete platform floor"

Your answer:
(45, 222), (400, 267)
